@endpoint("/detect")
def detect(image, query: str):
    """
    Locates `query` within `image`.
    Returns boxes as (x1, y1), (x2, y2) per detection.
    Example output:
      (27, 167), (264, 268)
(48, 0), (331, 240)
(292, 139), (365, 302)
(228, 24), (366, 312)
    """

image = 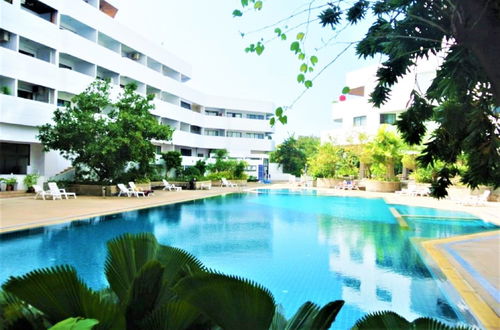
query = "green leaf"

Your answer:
(241, 0), (249, 7)
(290, 41), (300, 53)
(310, 55), (318, 65)
(280, 34), (287, 40)
(255, 42), (265, 55)
(174, 273), (275, 330)
(305, 80), (313, 88)
(254, 1), (263, 10)
(274, 28), (282, 36)
(275, 107), (283, 117)
(232, 9), (243, 17)
(310, 300), (345, 329)
(296, 32), (305, 41)
(342, 86), (351, 94)
(297, 74), (305, 83)
(298, 53), (305, 60)
(140, 301), (202, 330)
(279, 115), (288, 124)
(351, 311), (410, 329)
(3, 266), (121, 328)
(300, 63), (308, 73)
(49, 317), (99, 330)
(308, 67), (314, 72)
(269, 117), (276, 126)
